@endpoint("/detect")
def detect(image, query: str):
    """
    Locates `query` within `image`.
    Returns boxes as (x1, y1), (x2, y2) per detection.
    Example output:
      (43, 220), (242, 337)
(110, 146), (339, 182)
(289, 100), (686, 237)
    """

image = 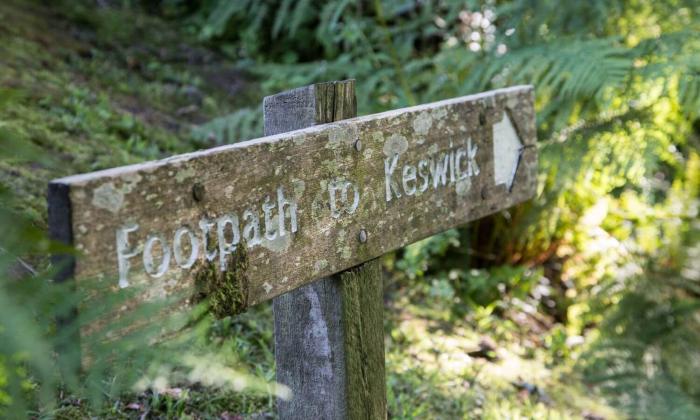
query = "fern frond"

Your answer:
(191, 107), (262, 146)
